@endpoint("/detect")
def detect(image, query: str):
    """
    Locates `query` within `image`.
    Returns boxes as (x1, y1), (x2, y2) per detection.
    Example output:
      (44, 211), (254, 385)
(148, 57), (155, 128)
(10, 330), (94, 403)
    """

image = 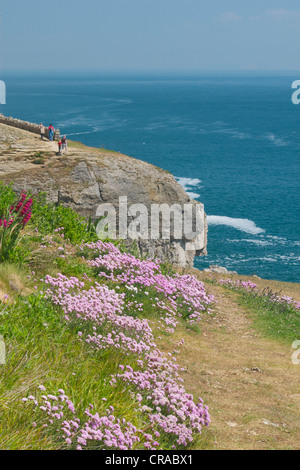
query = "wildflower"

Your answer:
(24, 241), (214, 449)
